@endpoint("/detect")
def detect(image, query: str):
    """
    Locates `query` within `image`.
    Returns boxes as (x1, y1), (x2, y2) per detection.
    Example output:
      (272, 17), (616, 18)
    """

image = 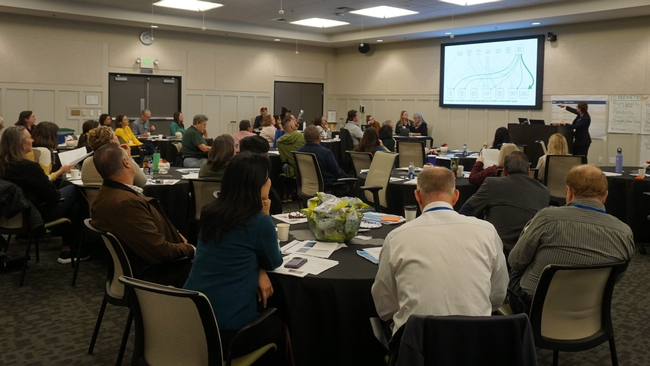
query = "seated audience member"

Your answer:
(273, 115), (283, 130)
(239, 135), (283, 215)
(354, 128), (389, 155)
(469, 143), (519, 187)
(91, 143), (195, 287)
(184, 152), (285, 363)
(365, 115), (380, 132)
(170, 111), (186, 136)
(297, 126), (348, 191)
(276, 116), (305, 179)
(313, 115), (330, 139)
(259, 115), (277, 146)
(76, 119), (95, 152)
(0, 116), (5, 140)
(131, 109), (155, 136)
(378, 124), (396, 152)
(30, 121), (74, 181)
(199, 135), (235, 179)
(181, 114), (211, 167)
(460, 151), (550, 257)
(82, 126), (147, 187)
(342, 109), (363, 146)
(372, 167), (508, 335)
(114, 114), (154, 158)
(536, 133), (570, 182)
(508, 165), (635, 313)
(232, 120), (256, 152)
(490, 127), (510, 149)
(99, 113), (112, 128)
(253, 107), (268, 130)
(395, 111), (413, 136)
(0, 126), (82, 264)
(408, 112), (428, 136)
(15, 110), (36, 134)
